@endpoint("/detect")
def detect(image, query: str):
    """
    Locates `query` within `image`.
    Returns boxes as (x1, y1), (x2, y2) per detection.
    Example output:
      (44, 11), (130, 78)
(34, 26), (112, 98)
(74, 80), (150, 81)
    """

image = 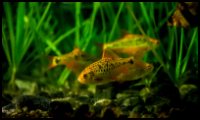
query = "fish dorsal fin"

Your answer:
(103, 48), (121, 60)
(74, 44), (79, 50)
(133, 50), (147, 60)
(120, 30), (132, 38)
(73, 44), (81, 52)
